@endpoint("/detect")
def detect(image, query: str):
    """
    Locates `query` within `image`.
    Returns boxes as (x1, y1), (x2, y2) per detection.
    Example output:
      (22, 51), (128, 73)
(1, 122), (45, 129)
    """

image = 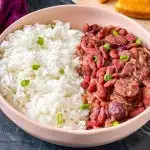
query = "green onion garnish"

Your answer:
(112, 121), (119, 126)
(21, 80), (30, 87)
(120, 55), (129, 61)
(104, 43), (111, 51)
(57, 113), (64, 124)
(59, 68), (64, 74)
(37, 36), (44, 45)
(92, 56), (98, 62)
(104, 74), (112, 81)
(80, 104), (90, 109)
(32, 64), (40, 70)
(112, 30), (119, 36)
(135, 38), (142, 45)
